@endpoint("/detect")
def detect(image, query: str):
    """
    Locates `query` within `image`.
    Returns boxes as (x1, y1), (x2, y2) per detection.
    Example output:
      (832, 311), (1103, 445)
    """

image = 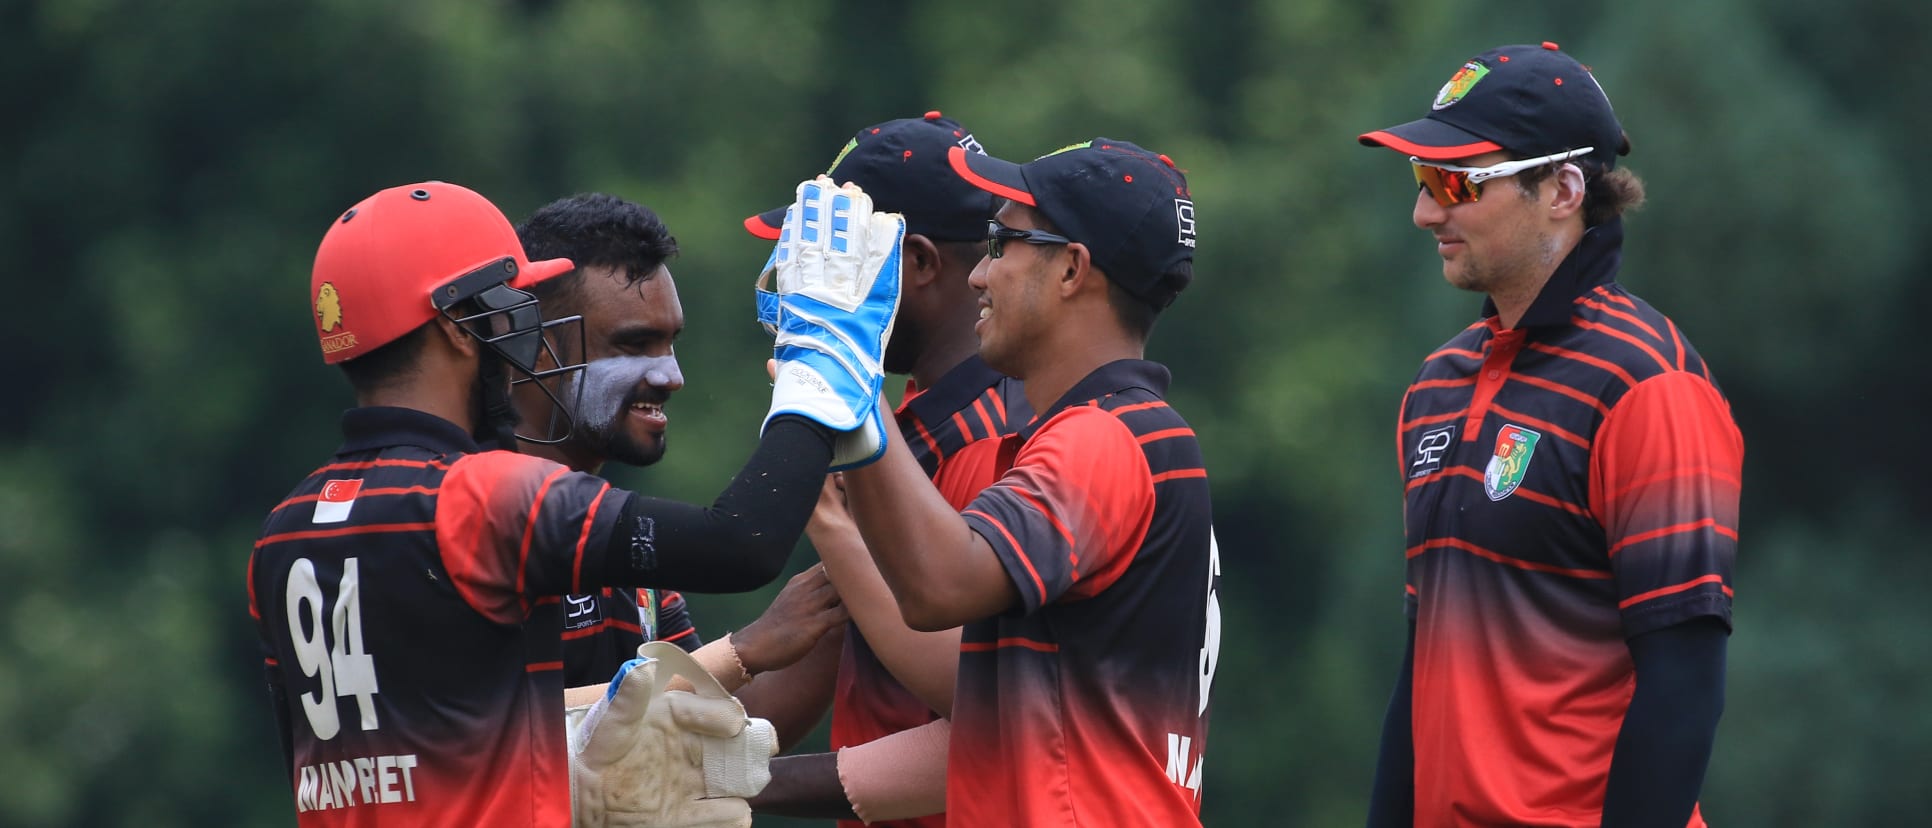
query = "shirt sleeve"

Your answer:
(435, 451), (626, 625)
(649, 590), (704, 652)
(931, 437), (1008, 511)
(959, 406), (1156, 613)
(1590, 371), (1744, 637)
(1397, 389), (1420, 620)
